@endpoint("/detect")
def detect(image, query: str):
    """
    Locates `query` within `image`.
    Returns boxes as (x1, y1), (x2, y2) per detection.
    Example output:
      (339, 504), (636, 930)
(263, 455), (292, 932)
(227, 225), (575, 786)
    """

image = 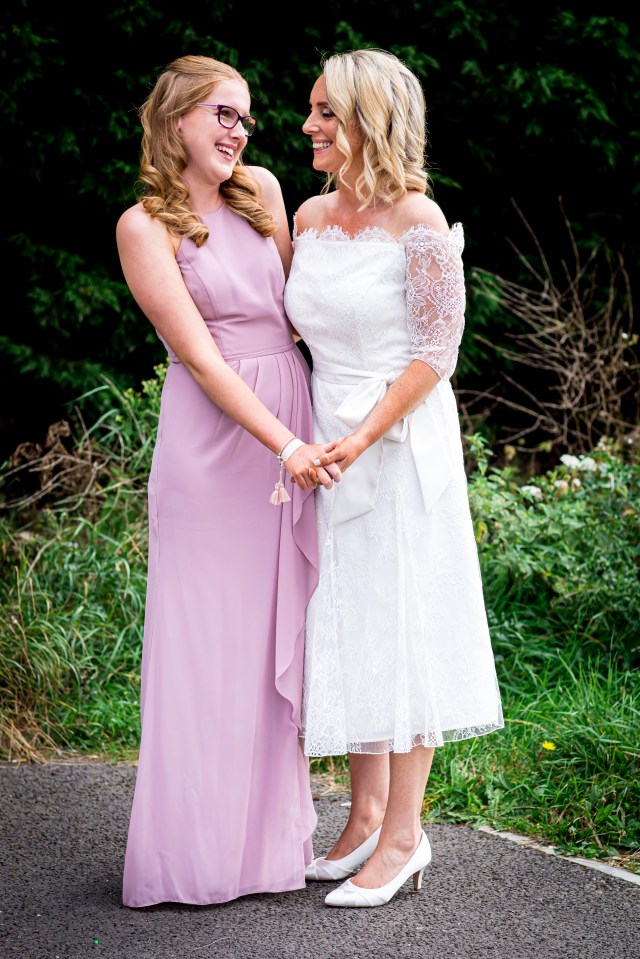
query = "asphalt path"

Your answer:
(1, 761), (638, 959)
